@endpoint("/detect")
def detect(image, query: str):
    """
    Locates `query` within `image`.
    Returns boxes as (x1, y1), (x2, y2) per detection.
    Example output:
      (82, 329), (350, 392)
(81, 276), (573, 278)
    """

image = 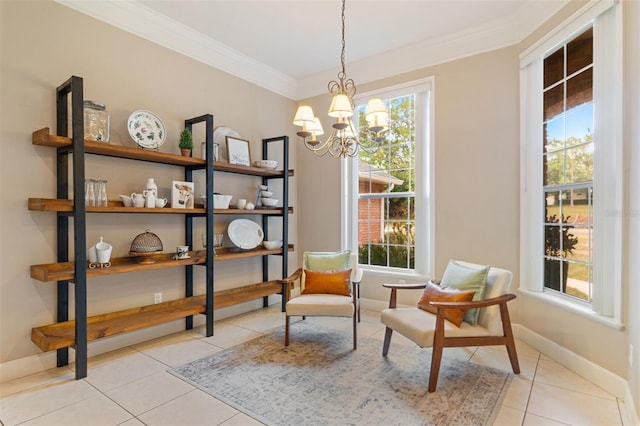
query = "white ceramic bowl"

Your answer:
(263, 240), (283, 250)
(258, 185), (269, 191)
(254, 159), (278, 169)
(261, 191), (273, 198)
(261, 198), (278, 207)
(201, 194), (233, 209)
